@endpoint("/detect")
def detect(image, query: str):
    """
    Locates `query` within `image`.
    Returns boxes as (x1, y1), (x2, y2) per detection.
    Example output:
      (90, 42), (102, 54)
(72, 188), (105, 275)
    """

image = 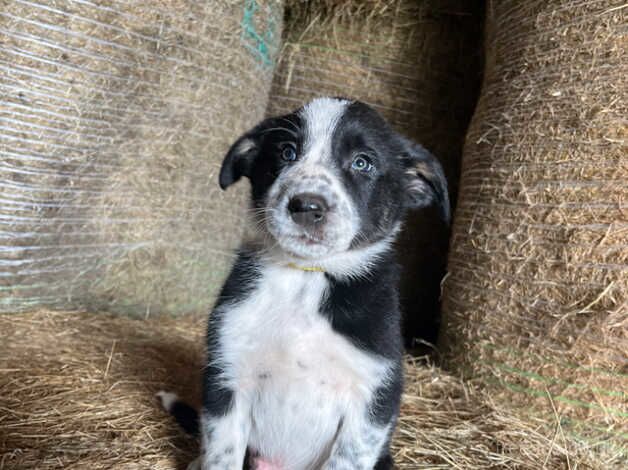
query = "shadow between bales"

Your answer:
(395, 1), (485, 354)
